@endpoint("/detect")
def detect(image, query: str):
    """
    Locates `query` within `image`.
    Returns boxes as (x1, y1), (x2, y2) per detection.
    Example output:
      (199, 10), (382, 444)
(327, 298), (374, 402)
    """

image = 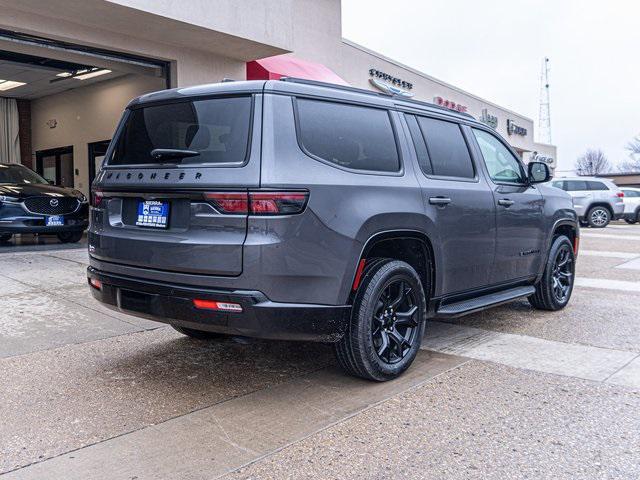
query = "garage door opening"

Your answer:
(0, 32), (169, 250)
